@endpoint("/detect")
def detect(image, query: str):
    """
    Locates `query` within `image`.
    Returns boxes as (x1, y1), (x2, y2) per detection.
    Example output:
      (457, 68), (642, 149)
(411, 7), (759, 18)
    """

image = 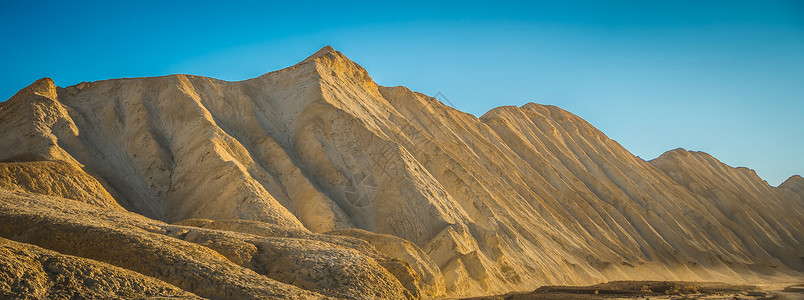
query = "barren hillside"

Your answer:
(0, 46), (801, 298)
